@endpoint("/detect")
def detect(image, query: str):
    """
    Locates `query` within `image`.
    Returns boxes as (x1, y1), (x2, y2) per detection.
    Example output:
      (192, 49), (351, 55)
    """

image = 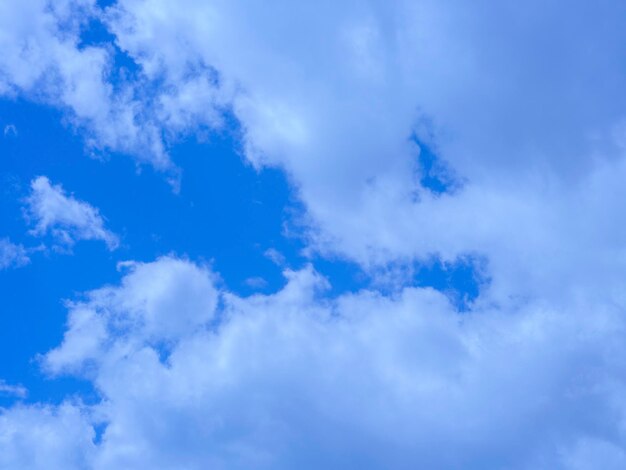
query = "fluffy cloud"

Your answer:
(0, 238), (29, 269)
(0, 256), (624, 468)
(25, 176), (119, 250)
(0, 403), (95, 469)
(100, 0), (626, 303)
(45, 257), (219, 373)
(0, 0), (173, 173)
(5, 1), (626, 303)
(2, 1), (626, 468)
